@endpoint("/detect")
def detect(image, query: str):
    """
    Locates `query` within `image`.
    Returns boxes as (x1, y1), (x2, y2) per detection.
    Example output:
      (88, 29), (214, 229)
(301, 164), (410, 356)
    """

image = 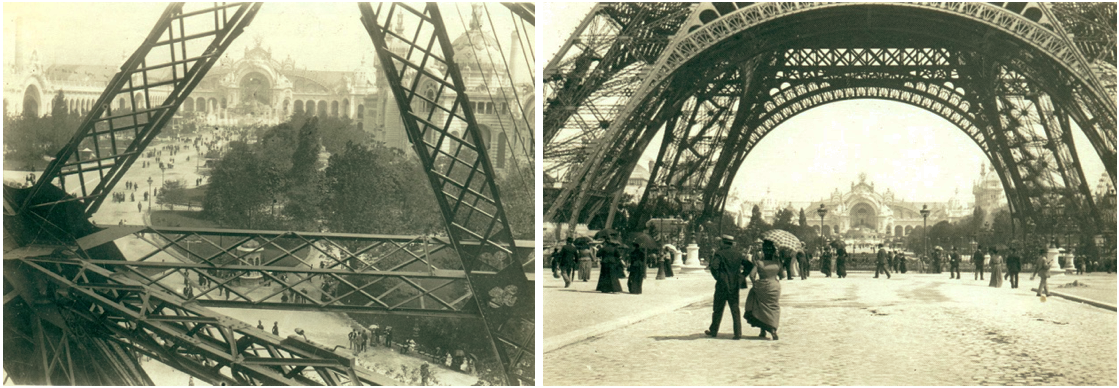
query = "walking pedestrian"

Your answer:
(896, 251), (907, 274)
(744, 239), (782, 340)
(1031, 248), (1052, 298)
(874, 244), (891, 279)
(797, 250), (809, 280)
(1005, 247), (1021, 289)
(949, 247), (962, 279)
(973, 245), (986, 280)
(835, 247), (848, 278)
(988, 246), (1004, 288)
(558, 237), (578, 287)
(820, 247), (832, 277)
(576, 239), (593, 282)
(704, 235), (751, 340)
(627, 241), (647, 294)
(595, 236), (624, 293)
